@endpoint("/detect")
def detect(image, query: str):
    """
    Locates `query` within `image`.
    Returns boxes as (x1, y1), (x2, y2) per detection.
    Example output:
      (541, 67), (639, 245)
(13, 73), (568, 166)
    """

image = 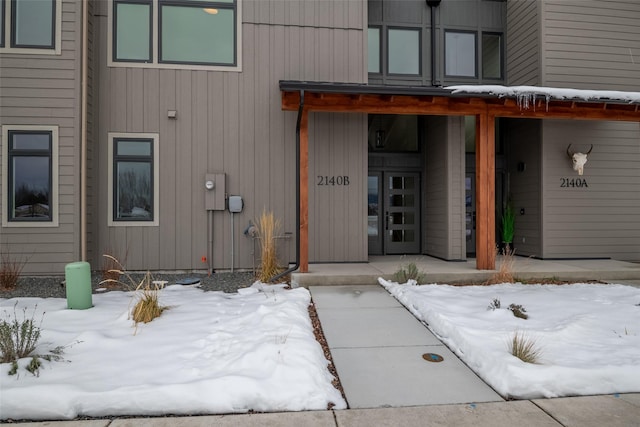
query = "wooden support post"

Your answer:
(475, 112), (496, 270)
(300, 109), (309, 273)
